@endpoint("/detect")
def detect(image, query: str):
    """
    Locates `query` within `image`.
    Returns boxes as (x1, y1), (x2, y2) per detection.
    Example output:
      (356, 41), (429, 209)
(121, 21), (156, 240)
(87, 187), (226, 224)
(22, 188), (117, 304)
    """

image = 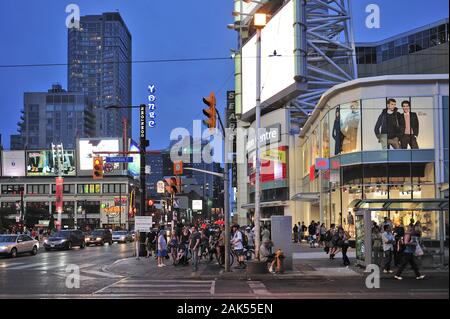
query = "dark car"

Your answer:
(44, 230), (86, 251)
(85, 229), (113, 246)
